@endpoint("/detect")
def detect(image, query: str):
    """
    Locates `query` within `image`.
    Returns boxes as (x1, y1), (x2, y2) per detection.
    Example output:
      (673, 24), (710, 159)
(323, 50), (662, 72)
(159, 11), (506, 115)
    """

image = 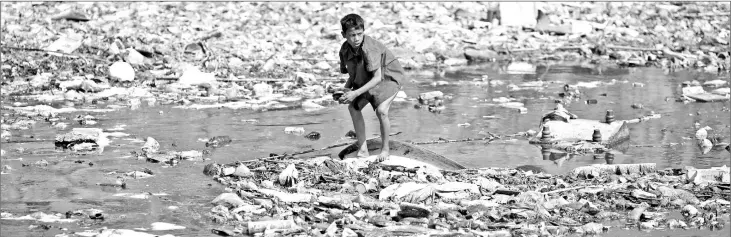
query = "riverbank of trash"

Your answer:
(194, 155), (730, 236)
(1, 2), (729, 113)
(14, 155), (722, 237)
